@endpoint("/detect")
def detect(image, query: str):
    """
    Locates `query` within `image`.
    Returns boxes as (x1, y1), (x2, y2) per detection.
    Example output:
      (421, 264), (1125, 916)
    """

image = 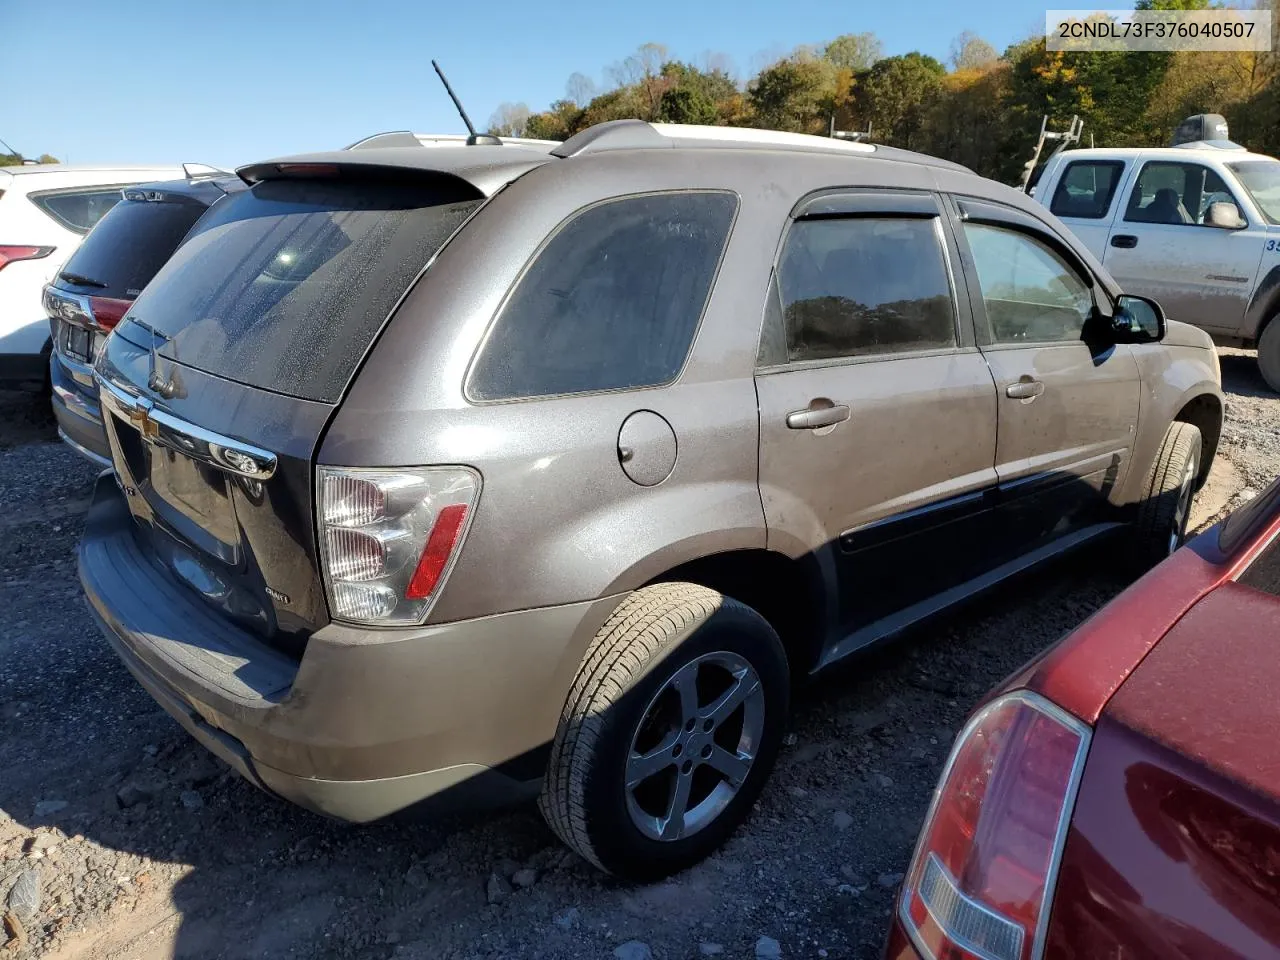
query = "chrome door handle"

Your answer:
(1005, 380), (1045, 400)
(786, 401), (850, 430)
